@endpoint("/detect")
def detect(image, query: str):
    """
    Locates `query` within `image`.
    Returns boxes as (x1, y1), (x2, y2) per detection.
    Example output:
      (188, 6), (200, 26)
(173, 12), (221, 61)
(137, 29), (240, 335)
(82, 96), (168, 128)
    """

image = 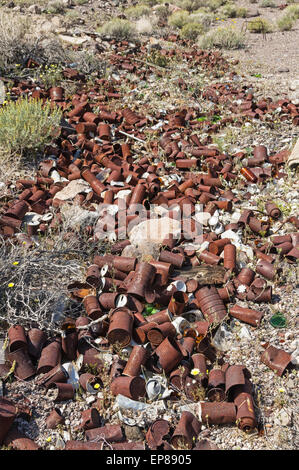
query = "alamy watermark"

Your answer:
(93, 199), (205, 243)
